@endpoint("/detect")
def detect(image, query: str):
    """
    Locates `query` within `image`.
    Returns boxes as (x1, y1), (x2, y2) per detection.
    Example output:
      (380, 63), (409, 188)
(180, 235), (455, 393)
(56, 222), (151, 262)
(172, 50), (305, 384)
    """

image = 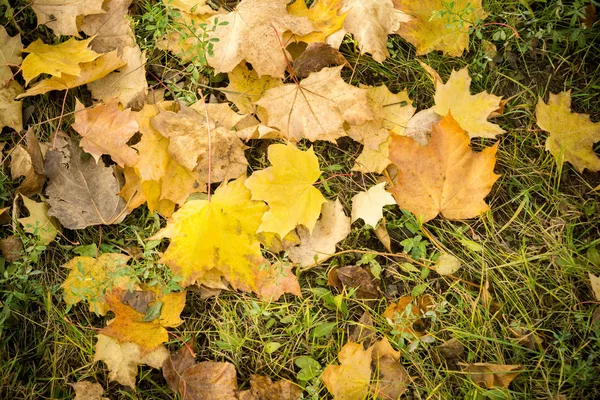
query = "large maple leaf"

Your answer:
(388, 114), (499, 222)
(20, 37), (100, 85)
(536, 90), (600, 173)
(30, 0), (105, 37)
(17, 51), (125, 98)
(205, 0), (315, 78)
(245, 143), (326, 239)
(328, 0), (410, 62)
(423, 64), (504, 139)
(72, 99), (139, 168)
(0, 26), (22, 86)
(256, 66), (373, 142)
(151, 177), (268, 290)
(396, 0), (488, 56)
